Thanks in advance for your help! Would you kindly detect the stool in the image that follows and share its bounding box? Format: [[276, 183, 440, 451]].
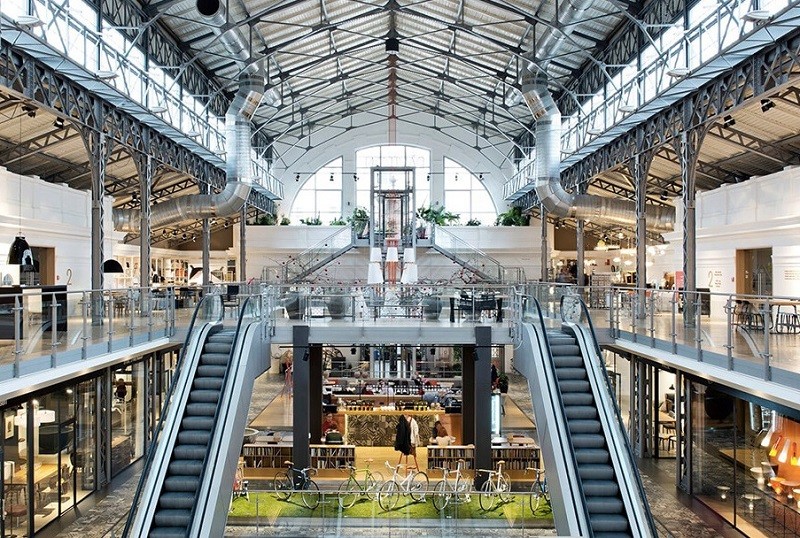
[[716, 485, 730, 500], [743, 493, 760, 511], [7, 503, 26, 528]]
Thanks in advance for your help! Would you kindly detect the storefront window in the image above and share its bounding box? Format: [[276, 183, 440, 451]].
[[3, 404, 28, 538], [75, 379, 95, 503], [111, 361, 146, 476]]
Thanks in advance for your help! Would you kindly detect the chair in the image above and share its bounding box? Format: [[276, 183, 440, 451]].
[[222, 284, 240, 318]]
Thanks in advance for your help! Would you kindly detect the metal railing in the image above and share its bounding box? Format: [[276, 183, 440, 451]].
[[280, 226, 355, 283], [431, 226, 525, 283]]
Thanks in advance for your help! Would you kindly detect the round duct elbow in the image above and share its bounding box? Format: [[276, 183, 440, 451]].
[[196, 0, 225, 25]]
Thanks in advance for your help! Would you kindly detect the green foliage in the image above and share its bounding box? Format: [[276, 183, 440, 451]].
[[347, 207, 370, 223], [495, 206, 529, 226], [465, 218, 481, 226], [329, 217, 347, 225], [300, 216, 323, 225], [279, 216, 291, 225], [497, 373, 509, 393], [255, 213, 277, 225], [416, 203, 460, 226]]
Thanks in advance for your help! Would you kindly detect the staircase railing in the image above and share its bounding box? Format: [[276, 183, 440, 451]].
[[122, 294, 223, 536], [281, 225, 355, 283], [431, 225, 525, 283]]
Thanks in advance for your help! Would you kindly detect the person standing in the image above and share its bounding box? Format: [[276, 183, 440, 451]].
[[394, 415, 411, 464], [407, 414, 420, 469]]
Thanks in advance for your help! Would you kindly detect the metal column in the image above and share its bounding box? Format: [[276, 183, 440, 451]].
[[540, 204, 549, 281], [462, 345, 474, 445], [202, 183, 211, 287], [309, 344, 323, 444], [576, 218, 585, 288], [239, 204, 247, 280], [292, 326, 311, 470], [85, 114, 111, 325], [133, 151, 154, 315], [473, 326, 492, 488], [633, 150, 653, 319]]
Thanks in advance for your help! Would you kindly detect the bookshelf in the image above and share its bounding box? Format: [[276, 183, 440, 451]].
[[426, 444, 540, 476], [492, 445, 541, 472], [427, 445, 475, 471], [241, 443, 355, 478]]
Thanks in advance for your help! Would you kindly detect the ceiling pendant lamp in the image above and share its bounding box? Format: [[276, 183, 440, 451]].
[[769, 435, 784, 458], [761, 412, 778, 448], [7, 235, 32, 266]]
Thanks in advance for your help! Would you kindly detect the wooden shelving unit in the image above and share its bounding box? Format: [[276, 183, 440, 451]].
[[426, 444, 540, 476], [310, 444, 355, 470], [427, 445, 475, 471], [241, 443, 355, 478]]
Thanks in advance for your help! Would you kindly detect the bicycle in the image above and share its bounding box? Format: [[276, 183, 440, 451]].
[[477, 459, 511, 511], [378, 461, 429, 510], [526, 467, 550, 513], [273, 460, 320, 510], [337, 458, 384, 509], [431, 459, 470, 512]]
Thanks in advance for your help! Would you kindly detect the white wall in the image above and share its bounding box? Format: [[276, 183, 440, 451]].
[[0, 168, 115, 290]]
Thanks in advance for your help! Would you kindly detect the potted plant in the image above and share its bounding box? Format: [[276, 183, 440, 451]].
[[465, 218, 481, 226], [279, 216, 291, 225], [300, 215, 322, 225], [347, 207, 370, 238], [416, 203, 460, 238], [253, 213, 277, 225], [497, 373, 509, 393], [326, 288, 348, 319], [495, 206, 529, 226], [329, 216, 347, 225]]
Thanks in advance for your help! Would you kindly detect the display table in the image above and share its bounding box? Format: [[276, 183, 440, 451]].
[[342, 409, 440, 446]]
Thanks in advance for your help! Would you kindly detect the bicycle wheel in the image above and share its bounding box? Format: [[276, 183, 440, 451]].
[[338, 478, 359, 509], [366, 471, 383, 501], [454, 476, 470, 503], [432, 480, 449, 512], [301, 479, 320, 510], [530, 480, 544, 513], [379, 480, 401, 511], [479, 479, 496, 511], [409, 471, 429, 502], [498, 472, 512, 504], [273, 470, 292, 501]]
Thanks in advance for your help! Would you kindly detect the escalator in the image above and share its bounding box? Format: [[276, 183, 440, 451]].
[[518, 296, 655, 537], [150, 326, 234, 536], [124, 295, 269, 537], [548, 327, 631, 536]]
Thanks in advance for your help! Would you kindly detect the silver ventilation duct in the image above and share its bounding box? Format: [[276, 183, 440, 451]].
[[113, 9, 265, 233], [196, 0, 254, 73], [522, 66, 675, 231]]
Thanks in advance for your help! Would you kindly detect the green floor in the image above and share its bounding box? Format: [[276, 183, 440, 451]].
[[228, 491, 554, 523]]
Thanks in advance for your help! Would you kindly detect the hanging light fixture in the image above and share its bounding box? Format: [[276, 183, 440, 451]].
[[7, 112, 35, 274], [400, 248, 418, 284], [102, 259, 125, 273], [769, 435, 784, 457], [761, 411, 778, 448], [779, 436, 792, 463], [367, 247, 383, 284]]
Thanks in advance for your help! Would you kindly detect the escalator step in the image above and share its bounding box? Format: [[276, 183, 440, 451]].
[[575, 448, 610, 464], [553, 355, 584, 368], [559, 380, 591, 393], [163, 476, 200, 493], [562, 393, 595, 406], [149, 528, 190, 538], [578, 464, 615, 481], [572, 434, 607, 449], [198, 353, 230, 366], [565, 406, 597, 420], [168, 460, 204, 476], [159, 492, 197, 510], [182, 416, 214, 430], [189, 389, 221, 403], [586, 497, 625, 514], [177, 430, 211, 445], [583, 480, 620, 497], [551, 345, 581, 356], [196, 364, 228, 377], [193, 377, 223, 391], [153, 509, 192, 528], [203, 342, 232, 354], [208, 333, 235, 343], [173, 444, 208, 460], [185, 403, 218, 416], [569, 420, 602, 434], [592, 533, 631, 538], [556, 368, 588, 380]]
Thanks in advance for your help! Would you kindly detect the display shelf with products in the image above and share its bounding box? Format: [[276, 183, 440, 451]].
[[241, 443, 355, 478], [310, 444, 355, 470]]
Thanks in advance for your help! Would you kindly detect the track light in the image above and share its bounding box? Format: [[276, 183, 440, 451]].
[[723, 115, 736, 127], [353, 174, 358, 181], [53, 117, 65, 129], [21, 104, 36, 117], [295, 173, 300, 182], [330, 173, 334, 182], [454, 174, 458, 181], [478, 173, 484, 181], [660, 190, 669, 201], [426, 174, 430, 181], [182, 233, 187, 240], [761, 99, 775, 112]]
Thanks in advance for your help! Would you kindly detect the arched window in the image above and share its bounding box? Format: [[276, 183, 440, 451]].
[[443, 158, 496, 225], [355, 145, 430, 210], [290, 157, 343, 224]]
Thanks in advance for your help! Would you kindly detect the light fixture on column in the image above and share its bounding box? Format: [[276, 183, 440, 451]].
[[367, 247, 383, 284], [400, 248, 418, 284]]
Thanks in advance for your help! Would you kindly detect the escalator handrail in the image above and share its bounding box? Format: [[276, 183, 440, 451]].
[[562, 294, 658, 536], [188, 296, 256, 532], [122, 294, 222, 537], [526, 295, 594, 536]]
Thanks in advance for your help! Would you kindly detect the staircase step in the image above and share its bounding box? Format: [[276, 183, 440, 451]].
[[196, 364, 228, 377], [572, 434, 607, 449], [575, 448, 610, 464]]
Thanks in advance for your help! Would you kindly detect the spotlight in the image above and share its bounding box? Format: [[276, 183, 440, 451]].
[[353, 174, 358, 181], [660, 190, 669, 201], [224, 220, 230, 228], [454, 174, 458, 181], [478, 173, 484, 181], [21, 104, 36, 117], [53, 117, 65, 129], [171, 230, 177, 236], [426, 174, 430, 181], [295, 173, 300, 182], [330, 173, 334, 182], [182, 233, 187, 240], [761, 99, 775, 112], [723, 114, 736, 127], [350, 347, 356, 355]]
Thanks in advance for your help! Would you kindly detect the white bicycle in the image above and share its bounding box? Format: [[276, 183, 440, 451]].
[[378, 461, 429, 510], [432, 458, 471, 511]]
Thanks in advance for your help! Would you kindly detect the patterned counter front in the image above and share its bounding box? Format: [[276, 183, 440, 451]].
[[343, 410, 438, 446]]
